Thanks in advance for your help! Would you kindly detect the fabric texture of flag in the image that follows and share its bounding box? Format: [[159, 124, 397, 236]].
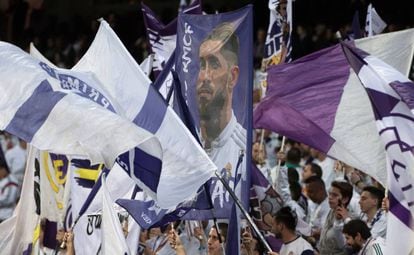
[[342, 42, 414, 255], [101, 174, 131, 255], [141, 0, 202, 97], [365, 3, 387, 37], [254, 29, 414, 186], [174, 5, 253, 219], [0, 145, 41, 254], [262, 0, 293, 68], [0, 42, 161, 171], [30, 20, 216, 209], [225, 203, 240, 255]]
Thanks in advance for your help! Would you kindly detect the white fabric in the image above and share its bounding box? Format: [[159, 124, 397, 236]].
[[0, 41, 161, 169], [328, 28, 414, 186], [313, 157, 335, 191], [359, 237, 386, 255], [344, 41, 414, 255], [365, 4, 387, 37], [309, 198, 329, 233], [102, 175, 131, 255], [139, 54, 154, 77], [66, 20, 216, 208], [204, 113, 246, 209], [0, 145, 40, 254], [279, 235, 314, 255]]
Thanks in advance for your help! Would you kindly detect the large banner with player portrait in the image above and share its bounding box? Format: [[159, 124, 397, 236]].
[[174, 5, 253, 218]]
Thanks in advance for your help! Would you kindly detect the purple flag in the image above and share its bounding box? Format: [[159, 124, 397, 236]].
[[342, 42, 414, 255], [250, 164, 283, 252], [254, 29, 414, 187]]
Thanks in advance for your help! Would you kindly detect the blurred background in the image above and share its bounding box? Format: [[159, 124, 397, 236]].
[[1, 0, 413, 67]]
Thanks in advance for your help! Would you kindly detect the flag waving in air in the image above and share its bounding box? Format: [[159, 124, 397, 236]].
[[342, 42, 414, 255]]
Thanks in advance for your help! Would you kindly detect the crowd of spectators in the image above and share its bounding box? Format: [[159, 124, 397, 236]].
[[0, 1, 413, 254]]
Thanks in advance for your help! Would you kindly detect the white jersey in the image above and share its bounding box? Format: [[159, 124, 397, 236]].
[[309, 198, 329, 232], [361, 209, 387, 239], [202, 113, 247, 211], [280, 235, 314, 255], [359, 237, 386, 255]]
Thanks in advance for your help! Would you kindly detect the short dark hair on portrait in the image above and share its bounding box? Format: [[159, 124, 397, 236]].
[[202, 22, 239, 66]]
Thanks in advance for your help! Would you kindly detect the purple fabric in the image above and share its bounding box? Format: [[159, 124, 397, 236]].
[[132, 86, 167, 134], [365, 88, 400, 120], [341, 42, 368, 74], [5, 80, 65, 142], [390, 81, 414, 110], [250, 164, 283, 252], [255, 44, 350, 153], [389, 191, 413, 228]]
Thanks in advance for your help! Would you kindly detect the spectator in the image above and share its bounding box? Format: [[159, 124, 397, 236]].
[[318, 181, 353, 255], [301, 163, 322, 182], [359, 186, 387, 238], [268, 206, 314, 255], [303, 176, 329, 244], [343, 219, 386, 255]]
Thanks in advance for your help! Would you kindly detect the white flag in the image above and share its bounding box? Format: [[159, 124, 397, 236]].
[[365, 3, 387, 37], [102, 174, 131, 255]]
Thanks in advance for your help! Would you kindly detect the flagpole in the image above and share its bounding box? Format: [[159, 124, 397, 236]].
[[215, 171, 273, 253]]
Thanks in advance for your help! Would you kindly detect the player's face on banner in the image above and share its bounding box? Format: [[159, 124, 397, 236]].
[[197, 39, 232, 121]]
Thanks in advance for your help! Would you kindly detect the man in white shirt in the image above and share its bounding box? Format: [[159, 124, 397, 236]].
[[358, 186, 386, 238], [268, 206, 314, 255], [303, 176, 330, 244], [343, 219, 385, 255]]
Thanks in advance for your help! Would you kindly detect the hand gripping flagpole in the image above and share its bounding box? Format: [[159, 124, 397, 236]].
[[215, 171, 273, 253]]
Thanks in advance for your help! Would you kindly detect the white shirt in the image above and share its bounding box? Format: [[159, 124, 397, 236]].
[[361, 209, 387, 239], [359, 237, 386, 255], [313, 157, 335, 191], [309, 198, 330, 232], [280, 235, 314, 255], [202, 113, 247, 215]]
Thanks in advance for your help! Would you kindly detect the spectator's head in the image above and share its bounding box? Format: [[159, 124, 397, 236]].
[[301, 163, 322, 181], [252, 142, 266, 165], [359, 186, 385, 214], [208, 223, 228, 255], [271, 207, 297, 238], [343, 219, 372, 253], [328, 181, 353, 209], [304, 176, 326, 204]]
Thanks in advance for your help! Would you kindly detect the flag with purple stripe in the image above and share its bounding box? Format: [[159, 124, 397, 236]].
[[254, 29, 414, 187], [342, 42, 414, 255], [31, 20, 217, 209], [141, 0, 202, 98]]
